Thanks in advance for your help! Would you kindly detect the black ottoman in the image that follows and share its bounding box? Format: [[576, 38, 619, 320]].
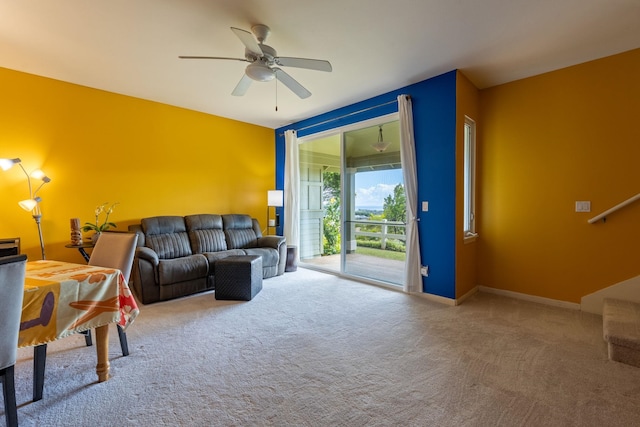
[[215, 255, 262, 301]]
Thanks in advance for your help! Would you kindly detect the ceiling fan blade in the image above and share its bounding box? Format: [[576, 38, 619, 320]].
[[275, 57, 332, 72], [274, 68, 311, 99], [178, 56, 249, 62], [230, 27, 263, 57], [231, 74, 252, 96]]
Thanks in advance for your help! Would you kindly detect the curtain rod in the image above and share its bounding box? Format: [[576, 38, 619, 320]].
[[279, 95, 410, 136]]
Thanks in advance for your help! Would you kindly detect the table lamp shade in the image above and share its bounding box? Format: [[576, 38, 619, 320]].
[[268, 190, 284, 207]]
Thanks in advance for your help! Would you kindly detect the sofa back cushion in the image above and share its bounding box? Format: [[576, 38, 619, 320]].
[[223, 214, 258, 249], [141, 216, 192, 259], [185, 214, 227, 253]]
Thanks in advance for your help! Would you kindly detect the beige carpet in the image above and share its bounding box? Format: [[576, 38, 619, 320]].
[[8, 268, 640, 426]]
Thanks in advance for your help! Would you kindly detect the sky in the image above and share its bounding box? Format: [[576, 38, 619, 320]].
[[354, 169, 403, 209]]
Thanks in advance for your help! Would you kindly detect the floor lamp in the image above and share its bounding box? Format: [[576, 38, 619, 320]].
[[267, 190, 284, 235], [0, 158, 51, 260]]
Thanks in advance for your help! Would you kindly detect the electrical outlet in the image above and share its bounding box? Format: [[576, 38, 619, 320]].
[[420, 266, 429, 276], [575, 201, 591, 212]]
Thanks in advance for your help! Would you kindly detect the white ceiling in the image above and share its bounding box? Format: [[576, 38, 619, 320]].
[[1, 0, 639, 130]]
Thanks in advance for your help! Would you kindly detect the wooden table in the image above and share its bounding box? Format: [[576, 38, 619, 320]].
[[64, 242, 95, 262], [19, 260, 139, 398]]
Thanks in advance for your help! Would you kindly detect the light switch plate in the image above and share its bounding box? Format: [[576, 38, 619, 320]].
[[575, 201, 591, 212], [422, 201, 429, 212]]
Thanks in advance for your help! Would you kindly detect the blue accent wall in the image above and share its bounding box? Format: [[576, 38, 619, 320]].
[[275, 70, 457, 299]]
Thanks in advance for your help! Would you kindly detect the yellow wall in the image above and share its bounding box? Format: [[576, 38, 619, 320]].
[[0, 67, 274, 263], [477, 48, 640, 303], [455, 71, 480, 299]]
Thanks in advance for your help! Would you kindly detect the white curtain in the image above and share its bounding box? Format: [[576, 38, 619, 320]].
[[398, 95, 422, 293], [284, 129, 300, 262]]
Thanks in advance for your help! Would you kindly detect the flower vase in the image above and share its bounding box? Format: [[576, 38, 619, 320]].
[[91, 232, 101, 244]]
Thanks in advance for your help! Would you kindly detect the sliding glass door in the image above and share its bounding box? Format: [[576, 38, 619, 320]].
[[298, 132, 340, 272], [299, 114, 406, 286]]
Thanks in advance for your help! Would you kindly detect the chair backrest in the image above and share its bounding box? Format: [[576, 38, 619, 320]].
[[0, 254, 27, 370], [88, 232, 138, 284]]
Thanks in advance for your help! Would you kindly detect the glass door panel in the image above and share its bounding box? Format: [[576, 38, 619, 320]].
[[298, 134, 340, 273], [343, 122, 405, 285]]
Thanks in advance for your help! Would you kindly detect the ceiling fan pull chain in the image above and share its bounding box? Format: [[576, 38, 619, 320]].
[[275, 77, 278, 111]]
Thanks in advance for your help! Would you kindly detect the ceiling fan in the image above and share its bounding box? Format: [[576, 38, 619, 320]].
[[179, 24, 332, 99]]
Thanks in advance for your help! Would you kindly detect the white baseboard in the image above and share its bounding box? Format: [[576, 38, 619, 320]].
[[416, 292, 456, 306], [456, 286, 479, 305], [478, 286, 581, 310], [413, 286, 478, 306]]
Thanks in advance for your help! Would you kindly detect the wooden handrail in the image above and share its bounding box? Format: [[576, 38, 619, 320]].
[[588, 193, 640, 224]]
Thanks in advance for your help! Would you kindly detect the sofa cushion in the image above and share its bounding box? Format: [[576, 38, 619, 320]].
[[142, 216, 192, 259], [201, 249, 246, 275], [158, 255, 208, 286], [202, 249, 246, 264], [186, 214, 227, 253], [223, 214, 258, 249], [243, 248, 279, 268]]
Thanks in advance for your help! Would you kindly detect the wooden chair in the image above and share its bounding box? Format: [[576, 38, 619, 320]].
[[0, 254, 27, 427]]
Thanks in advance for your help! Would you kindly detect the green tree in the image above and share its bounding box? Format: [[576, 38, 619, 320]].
[[323, 171, 340, 200], [323, 171, 341, 255], [323, 196, 341, 254], [383, 183, 406, 222]]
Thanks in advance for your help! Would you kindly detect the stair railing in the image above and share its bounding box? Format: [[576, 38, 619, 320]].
[[588, 193, 640, 224]]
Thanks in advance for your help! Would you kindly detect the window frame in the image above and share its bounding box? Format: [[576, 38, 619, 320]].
[[463, 116, 477, 241]]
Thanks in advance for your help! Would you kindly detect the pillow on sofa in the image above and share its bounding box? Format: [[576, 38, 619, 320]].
[[185, 214, 228, 253]]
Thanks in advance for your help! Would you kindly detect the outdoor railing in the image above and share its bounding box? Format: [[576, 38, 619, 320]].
[[349, 219, 406, 250]]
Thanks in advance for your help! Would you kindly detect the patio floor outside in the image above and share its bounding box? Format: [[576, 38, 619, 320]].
[[300, 252, 405, 286]]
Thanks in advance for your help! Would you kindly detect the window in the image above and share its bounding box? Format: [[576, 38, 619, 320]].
[[463, 116, 477, 239]]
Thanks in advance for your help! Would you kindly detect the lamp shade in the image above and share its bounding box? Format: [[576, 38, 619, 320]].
[[268, 190, 284, 207], [19, 197, 41, 212], [31, 169, 51, 182], [0, 158, 21, 171], [371, 125, 391, 153]]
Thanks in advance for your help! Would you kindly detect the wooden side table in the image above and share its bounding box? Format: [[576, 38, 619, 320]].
[[64, 242, 95, 262]]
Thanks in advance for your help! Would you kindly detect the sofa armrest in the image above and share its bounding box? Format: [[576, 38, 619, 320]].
[[257, 235, 286, 250], [136, 246, 159, 266], [135, 246, 159, 290], [131, 246, 161, 304], [257, 235, 287, 276]]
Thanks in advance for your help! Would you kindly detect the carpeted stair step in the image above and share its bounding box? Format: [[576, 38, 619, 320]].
[[603, 298, 640, 367]]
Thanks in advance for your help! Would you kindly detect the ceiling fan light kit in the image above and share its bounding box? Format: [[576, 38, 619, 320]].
[[179, 24, 332, 99], [246, 62, 275, 82]]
